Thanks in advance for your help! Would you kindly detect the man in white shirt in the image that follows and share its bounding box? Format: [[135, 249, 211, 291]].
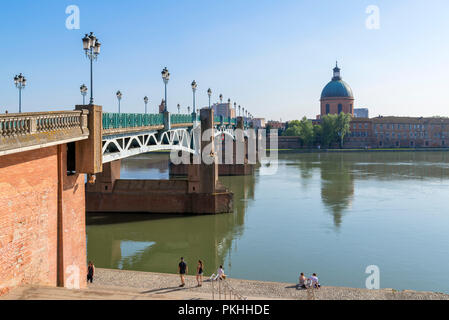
[[308, 273, 320, 289], [217, 265, 226, 280]]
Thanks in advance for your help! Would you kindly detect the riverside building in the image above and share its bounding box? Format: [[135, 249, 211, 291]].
[[316, 63, 449, 148]]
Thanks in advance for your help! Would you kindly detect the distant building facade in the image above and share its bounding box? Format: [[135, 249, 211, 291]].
[[354, 108, 369, 118], [266, 120, 286, 130], [212, 101, 236, 119], [250, 118, 266, 129]]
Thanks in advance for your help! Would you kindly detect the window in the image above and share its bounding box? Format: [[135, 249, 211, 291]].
[[326, 104, 330, 114], [338, 104, 343, 114]]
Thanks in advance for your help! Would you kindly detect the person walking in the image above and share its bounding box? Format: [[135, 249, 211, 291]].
[[196, 260, 204, 287], [87, 261, 95, 283], [178, 257, 188, 287]]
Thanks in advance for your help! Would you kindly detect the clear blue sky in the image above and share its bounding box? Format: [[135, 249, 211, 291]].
[[1, 0, 448, 121]]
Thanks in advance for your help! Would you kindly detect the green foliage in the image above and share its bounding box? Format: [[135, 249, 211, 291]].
[[284, 113, 352, 148]]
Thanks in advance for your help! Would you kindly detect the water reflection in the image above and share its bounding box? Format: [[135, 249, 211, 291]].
[[291, 152, 449, 228], [86, 152, 449, 292], [87, 155, 256, 274]]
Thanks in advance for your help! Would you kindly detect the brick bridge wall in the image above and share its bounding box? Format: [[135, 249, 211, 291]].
[[0, 145, 87, 295]]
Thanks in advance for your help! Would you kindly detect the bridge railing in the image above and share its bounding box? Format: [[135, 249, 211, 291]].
[[102, 112, 239, 133], [1, 111, 87, 137], [170, 114, 194, 125], [103, 113, 164, 130]]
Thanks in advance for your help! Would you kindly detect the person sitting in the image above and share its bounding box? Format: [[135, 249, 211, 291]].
[[298, 272, 307, 289], [308, 273, 320, 289], [217, 265, 226, 280]]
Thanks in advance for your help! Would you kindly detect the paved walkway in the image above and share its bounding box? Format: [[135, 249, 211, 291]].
[[2, 268, 448, 300]]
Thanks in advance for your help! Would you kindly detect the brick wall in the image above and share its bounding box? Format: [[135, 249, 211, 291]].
[[0, 145, 86, 295]]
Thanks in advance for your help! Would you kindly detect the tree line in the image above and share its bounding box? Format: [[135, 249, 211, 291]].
[[281, 113, 352, 148]]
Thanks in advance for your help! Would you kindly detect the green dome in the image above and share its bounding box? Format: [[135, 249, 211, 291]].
[[321, 80, 354, 99], [321, 63, 354, 99]]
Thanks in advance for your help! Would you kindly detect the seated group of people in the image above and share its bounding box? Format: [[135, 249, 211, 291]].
[[298, 273, 320, 289]]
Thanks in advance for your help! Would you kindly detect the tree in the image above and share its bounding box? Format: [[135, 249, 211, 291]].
[[335, 113, 352, 148], [321, 114, 338, 148], [283, 125, 301, 137], [298, 117, 314, 146]]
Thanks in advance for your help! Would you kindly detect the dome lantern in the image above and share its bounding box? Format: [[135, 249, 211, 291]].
[[332, 61, 342, 81]]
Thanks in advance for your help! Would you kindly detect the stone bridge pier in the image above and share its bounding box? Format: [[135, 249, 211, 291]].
[[85, 109, 233, 214], [170, 116, 257, 176]]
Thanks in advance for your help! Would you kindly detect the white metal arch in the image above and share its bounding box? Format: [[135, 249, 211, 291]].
[[102, 128, 197, 163]]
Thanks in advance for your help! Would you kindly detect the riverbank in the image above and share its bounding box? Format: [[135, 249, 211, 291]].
[[86, 268, 448, 300]]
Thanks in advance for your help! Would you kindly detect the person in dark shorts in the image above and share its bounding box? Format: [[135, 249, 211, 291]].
[[87, 261, 95, 283], [196, 260, 204, 287], [178, 257, 188, 287]]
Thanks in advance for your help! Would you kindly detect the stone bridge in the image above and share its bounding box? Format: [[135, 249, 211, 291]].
[[0, 105, 253, 294]]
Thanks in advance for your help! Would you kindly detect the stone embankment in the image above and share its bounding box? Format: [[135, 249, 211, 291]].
[[5, 268, 447, 300]]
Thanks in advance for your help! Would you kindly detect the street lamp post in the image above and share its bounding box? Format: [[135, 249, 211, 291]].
[[144, 96, 149, 114], [82, 32, 101, 105], [116, 91, 122, 114], [219, 94, 223, 103], [80, 84, 88, 105], [191, 80, 197, 114], [188, 106, 191, 114], [207, 88, 212, 109], [161, 67, 170, 112], [177, 104, 180, 114], [14, 73, 26, 113], [238, 105, 241, 116]]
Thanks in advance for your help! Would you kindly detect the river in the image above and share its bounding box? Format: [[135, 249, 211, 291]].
[[86, 151, 449, 293]]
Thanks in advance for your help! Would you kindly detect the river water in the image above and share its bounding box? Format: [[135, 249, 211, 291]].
[[86, 152, 449, 293]]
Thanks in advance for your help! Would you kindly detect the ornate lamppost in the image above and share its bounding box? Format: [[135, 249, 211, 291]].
[[80, 84, 88, 105], [177, 104, 181, 114], [82, 32, 101, 104], [207, 88, 212, 109], [191, 80, 197, 114], [219, 94, 223, 103], [144, 96, 149, 114], [116, 90, 123, 114], [14, 73, 27, 113], [161, 67, 170, 112]]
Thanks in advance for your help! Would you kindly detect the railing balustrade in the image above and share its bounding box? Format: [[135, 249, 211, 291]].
[[1, 111, 87, 138]]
